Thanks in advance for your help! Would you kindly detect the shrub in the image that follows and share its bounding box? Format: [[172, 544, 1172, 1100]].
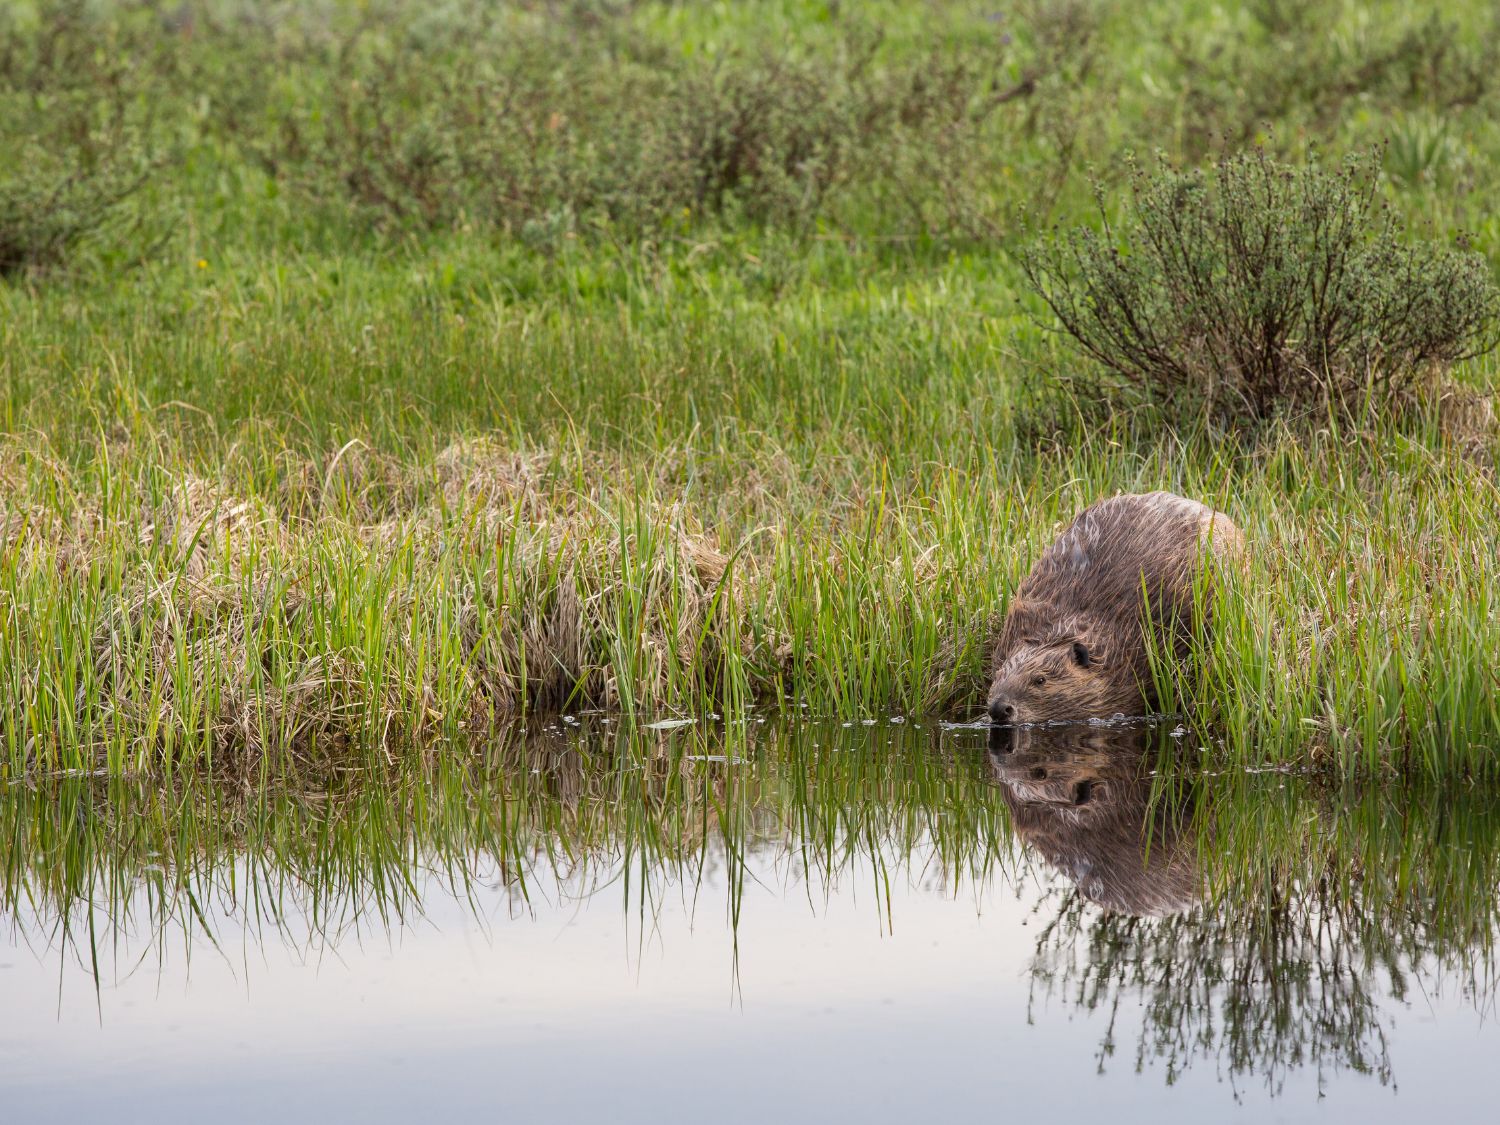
[[0, 1, 1099, 261], [1164, 5, 1500, 160], [1018, 148, 1500, 421], [263, 6, 1095, 241], [0, 2, 156, 276], [0, 139, 152, 277]]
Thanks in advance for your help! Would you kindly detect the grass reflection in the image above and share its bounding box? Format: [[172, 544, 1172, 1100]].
[[1003, 724, 1500, 1096], [3, 717, 1497, 1095]]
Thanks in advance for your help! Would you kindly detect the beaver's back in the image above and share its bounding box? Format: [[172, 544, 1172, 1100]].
[[987, 491, 1242, 724], [1016, 491, 1241, 634]]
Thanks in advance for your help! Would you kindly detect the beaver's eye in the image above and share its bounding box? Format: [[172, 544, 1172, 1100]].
[[1072, 642, 1091, 668], [1031, 674, 1046, 688]]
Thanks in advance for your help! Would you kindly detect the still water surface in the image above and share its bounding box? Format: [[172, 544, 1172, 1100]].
[[3, 718, 1497, 1121]]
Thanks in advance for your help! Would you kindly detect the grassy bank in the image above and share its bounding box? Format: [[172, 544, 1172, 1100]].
[[2, 1, 1499, 777], [5, 412, 1496, 777]]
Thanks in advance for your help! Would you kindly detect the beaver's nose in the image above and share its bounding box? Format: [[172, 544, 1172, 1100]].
[[988, 699, 1017, 724]]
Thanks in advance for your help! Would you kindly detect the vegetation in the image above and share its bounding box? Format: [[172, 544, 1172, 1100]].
[[1021, 148, 1500, 419], [2, 0, 1499, 778]]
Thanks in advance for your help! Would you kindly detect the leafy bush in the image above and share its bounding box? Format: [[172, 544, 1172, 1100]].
[[275, 32, 888, 234], [1164, 4, 1500, 160], [260, 5, 1098, 241], [0, 137, 153, 276], [0, 0, 1108, 274], [0, 2, 156, 276], [1019, 148, 1500, 421]]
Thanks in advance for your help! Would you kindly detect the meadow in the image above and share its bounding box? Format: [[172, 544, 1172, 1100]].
[[3, 0, 1499, 778]]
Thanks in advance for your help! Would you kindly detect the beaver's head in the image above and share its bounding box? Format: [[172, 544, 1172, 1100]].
[[985, 633, 1143, 725]]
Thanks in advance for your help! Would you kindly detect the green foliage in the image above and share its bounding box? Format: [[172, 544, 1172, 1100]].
[[1, 1, 1499, 779], [0, 0, 1109, 257], [0, 1, 157, 274], [3, 416, 1498, 778], [261, 14, 1066, 239], [1163, 4, 1500, 159], [1020, 148, 1500, 420]]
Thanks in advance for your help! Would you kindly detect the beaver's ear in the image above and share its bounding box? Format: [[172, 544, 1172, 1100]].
[[1072, 641, 1093, 668]]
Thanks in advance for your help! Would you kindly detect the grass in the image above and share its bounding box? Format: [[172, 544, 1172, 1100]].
[[1, 0, 1498, 777], [4, 389, 1495, 777]]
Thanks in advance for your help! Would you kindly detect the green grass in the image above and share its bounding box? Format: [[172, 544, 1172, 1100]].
[[2, 0, 1499, 777], [5, 382, 1495, 777]]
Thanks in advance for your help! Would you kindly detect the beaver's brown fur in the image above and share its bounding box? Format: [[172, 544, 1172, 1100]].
[[988, 724, 1200, 917], [986, 491, 1242, 725]]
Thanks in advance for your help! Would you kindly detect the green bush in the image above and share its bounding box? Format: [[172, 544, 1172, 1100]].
[[0, 1, 156, 276], [1164, 4, 1500, 160], [1019, 148, 1500, 421], [0, 138, 152, 277], [268, 24, 1026, 238]]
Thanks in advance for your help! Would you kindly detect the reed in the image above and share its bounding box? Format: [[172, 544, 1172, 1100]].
[[3, 412, 1496, 776]]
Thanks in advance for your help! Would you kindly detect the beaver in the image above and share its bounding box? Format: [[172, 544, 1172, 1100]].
[[988, 724, 1200, 917], [986, 491, 1242, 725]]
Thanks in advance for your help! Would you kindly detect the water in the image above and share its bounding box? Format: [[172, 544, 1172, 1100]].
[[3, 718, 1498, 1121]]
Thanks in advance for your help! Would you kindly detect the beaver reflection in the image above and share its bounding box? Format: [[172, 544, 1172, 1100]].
[[988, 724, 1200, 917]]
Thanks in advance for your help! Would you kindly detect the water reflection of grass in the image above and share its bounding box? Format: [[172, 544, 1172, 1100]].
[[4, 721, 1498, 1093], [1023, 746, 1500, 1096], [1, 720, 1009, 967]]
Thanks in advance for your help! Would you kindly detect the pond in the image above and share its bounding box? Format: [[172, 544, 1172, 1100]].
[[3, 717, 1498, 1121]]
